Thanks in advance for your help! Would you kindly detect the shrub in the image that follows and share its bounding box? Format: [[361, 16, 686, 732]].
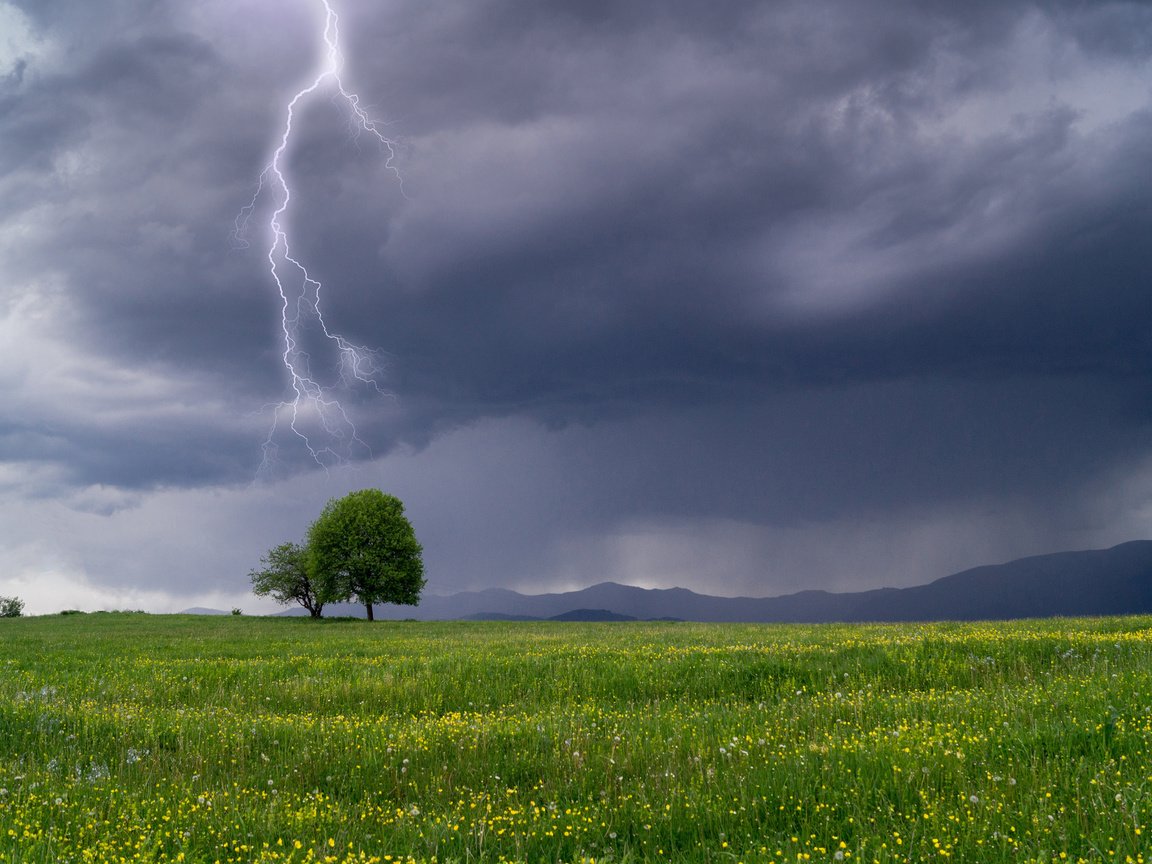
[[0, 596, 25, 618]]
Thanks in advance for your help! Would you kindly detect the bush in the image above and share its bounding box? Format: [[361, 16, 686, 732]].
[[0, 596, 25, 618]]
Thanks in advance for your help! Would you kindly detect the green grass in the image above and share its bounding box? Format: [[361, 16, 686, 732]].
[[1, 613, 1150, 863]]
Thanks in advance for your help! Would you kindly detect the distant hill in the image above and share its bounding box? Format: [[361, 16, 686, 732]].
[[459, 609, 682, 622], [549, 608, 637, 622], [180, 607, 229, 616], [280, 541, 1152, 623]]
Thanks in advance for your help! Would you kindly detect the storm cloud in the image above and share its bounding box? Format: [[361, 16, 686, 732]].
[[3, 0, 1152, 612]]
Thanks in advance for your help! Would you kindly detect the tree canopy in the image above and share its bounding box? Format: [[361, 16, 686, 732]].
[[248, 541, 324, 618], [307, 489, 425, 621]]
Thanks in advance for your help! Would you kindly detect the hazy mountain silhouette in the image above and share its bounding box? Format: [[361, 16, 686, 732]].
[[279, 541, 1152, 622], [548, 608, 638, 622]]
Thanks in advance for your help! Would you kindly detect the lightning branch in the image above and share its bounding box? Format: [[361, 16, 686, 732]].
[[235, 0, 401, 475]]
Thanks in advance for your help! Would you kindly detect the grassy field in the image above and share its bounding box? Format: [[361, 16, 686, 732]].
[[1, 614, 1150, 863]]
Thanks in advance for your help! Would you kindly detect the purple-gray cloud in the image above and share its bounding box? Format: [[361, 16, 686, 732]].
[[2, 0, 1152, 612]]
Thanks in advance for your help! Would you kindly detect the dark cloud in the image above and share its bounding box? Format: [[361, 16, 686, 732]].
[[3, 0, 1152, 607]]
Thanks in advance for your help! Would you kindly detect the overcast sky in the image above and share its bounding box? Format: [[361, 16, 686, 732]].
[[3, 0, 1152, 614]]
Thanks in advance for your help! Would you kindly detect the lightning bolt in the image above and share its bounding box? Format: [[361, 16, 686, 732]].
[[235, 0, 401, 475]]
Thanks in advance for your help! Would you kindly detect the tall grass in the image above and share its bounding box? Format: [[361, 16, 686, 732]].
[[1, 613, 1149, 862]]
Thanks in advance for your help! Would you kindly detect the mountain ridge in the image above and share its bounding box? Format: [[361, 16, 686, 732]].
[[295, 540, 1152, 622]]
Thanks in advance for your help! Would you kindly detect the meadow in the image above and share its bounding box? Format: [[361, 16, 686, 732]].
[[0, 614, 1149, 863]]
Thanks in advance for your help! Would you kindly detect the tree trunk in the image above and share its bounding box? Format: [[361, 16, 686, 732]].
[[365, 602, 374, 621]]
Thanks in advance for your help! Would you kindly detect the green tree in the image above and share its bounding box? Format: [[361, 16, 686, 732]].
[[249, 542, 325, 618], [307, 489, 425, 621], [0, 595, 24, 618]]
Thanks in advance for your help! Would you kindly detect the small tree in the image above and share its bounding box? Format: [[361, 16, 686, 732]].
[[0, 596, 24, 618], [308, 489, 425, 621], [249, 542, 325, 618]]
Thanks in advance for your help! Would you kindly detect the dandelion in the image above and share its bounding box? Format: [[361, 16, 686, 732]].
[[125, 748, 147, 765]]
